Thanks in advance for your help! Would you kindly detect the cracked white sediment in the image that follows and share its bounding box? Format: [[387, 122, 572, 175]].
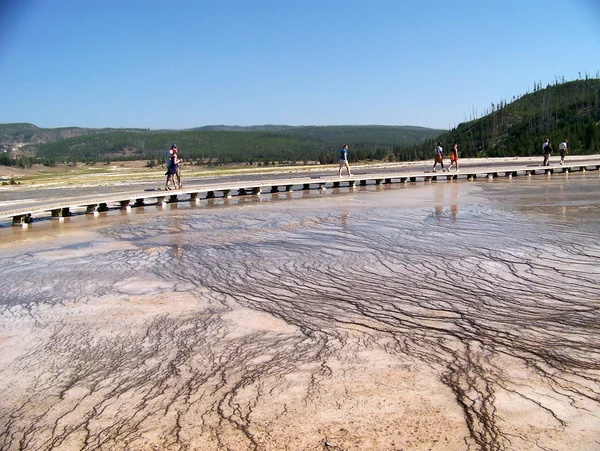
[[1, 176, 599, 451]]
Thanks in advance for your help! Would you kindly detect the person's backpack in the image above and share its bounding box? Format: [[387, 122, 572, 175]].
[[166, 150, 173, 168]]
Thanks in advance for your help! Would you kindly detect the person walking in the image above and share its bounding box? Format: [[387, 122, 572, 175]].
[[338, 144, 353, 177], [559, 139, 568, 165], [448, 143, 459, 171], [166, 143, 177, 167], [165, 147, 183, 190], [432, 142, 446, 172], [542, 139, 552, 166]]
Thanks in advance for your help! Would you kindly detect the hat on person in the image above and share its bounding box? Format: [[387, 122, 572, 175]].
[[172, 144, 177, 149]]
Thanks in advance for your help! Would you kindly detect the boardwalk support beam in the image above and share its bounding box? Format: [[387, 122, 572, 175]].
[[12, 214, 32, 226]]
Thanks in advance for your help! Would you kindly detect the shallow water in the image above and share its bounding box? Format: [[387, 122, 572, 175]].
[[0, 174, 599, 450]]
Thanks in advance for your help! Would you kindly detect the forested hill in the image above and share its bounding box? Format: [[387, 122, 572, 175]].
[[0, 124, 443, 166], [398, 78, 600, 161]]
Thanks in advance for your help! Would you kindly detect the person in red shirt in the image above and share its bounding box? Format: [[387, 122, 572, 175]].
[[448, 143, 459, 171]]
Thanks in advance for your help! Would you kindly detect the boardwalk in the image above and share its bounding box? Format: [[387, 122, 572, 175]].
[[2, 158, 600, 226]]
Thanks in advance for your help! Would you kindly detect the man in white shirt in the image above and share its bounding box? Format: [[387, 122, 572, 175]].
[[432, 142, 446, 172], [558, 140, 568, 165]]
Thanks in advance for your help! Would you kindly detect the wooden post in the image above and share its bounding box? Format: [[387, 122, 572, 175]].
[[189, 192, 200, 203], [12, 214, 32, 226]]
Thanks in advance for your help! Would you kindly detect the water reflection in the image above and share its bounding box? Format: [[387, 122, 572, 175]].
[[339, 212, 350, 234]]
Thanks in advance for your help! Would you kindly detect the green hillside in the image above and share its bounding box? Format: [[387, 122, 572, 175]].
[[399, 78, 600, 160], [36, 129, 322, 165], [1, 124, 443, 166]]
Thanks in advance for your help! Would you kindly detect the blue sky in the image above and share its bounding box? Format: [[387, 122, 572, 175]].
[[0, 0, 599, 130]]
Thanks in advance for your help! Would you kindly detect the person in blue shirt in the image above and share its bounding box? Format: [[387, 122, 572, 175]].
[[166, 143, 177, 166], [165, 147, 183, 190], [338, 144, 353, 177]]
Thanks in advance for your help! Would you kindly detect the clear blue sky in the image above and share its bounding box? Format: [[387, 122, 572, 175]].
[[1, 0, 599, 130]]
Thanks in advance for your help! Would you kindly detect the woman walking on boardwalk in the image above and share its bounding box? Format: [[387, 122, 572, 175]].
[[448, 143, 459, 171], [338, 144, 353, 177]]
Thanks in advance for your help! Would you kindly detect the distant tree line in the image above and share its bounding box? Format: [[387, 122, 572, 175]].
[[0, 153, 57, 168], [21, 128, 439, 167]]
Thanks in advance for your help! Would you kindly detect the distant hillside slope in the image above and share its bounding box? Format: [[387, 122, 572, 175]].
[[0, 123, 92, 155], [1, 124, 444, 165], [400, 78, 600, 161], [0, 123, 147, 152]]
